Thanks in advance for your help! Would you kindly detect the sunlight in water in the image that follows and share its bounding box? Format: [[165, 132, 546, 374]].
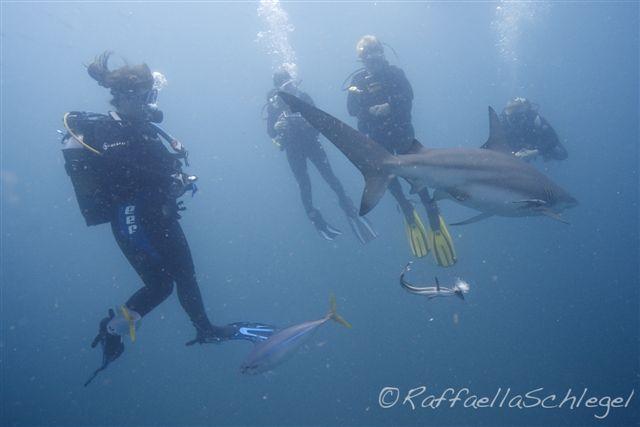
[[492, 1, 550, 63]]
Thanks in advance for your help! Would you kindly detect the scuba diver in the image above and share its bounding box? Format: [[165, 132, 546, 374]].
[[61, 52, 275, 386], [266, 68, 377, 244], [345, 35, 456, 266], [490, 97, 568, 161]]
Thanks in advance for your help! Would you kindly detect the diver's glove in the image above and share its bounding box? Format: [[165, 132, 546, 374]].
[[84, 309, 125, 387], [368, 103, 390, 117]]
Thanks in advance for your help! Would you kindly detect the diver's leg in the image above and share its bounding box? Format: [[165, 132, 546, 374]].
[[111, 202, 174, 317], [156, 218, 217, 335], [159, 217, 275, 344], [286, 146, 314, 214], [388, 178, 414, 221], [307, 141, 356, 216], [287, 145, 341, 239]]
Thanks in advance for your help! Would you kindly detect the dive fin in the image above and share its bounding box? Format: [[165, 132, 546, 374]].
[[404, 209, 429, 258], [121, 306, 136, 343], [435, 277, 441, 292], [481, 106, 511, 153], [427, 217, 457, 267], [329, 295, 352, 329], [424, 200, 457, 267], [226, 322, 276, 343], [347, 214, 378, 244], [450, 212, 494, 226]]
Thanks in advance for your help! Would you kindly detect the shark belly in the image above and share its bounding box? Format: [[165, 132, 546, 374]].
[[449, 183, 536, 217]]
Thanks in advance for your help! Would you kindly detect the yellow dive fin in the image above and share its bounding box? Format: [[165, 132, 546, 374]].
[[404, 209, 429, 258], [427, 214, 457, 267], [329, 294, 352, 329], [121, 306, 136, 342]]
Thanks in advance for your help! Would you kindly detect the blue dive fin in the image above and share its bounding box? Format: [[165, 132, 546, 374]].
[[226, 322, 276, 343]]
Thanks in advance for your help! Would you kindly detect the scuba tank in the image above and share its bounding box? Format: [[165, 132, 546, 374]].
[[61, 111, 194, 226], [61, 112, 112, 226]]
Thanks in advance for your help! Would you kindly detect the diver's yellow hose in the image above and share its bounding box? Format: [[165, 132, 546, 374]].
[[63, 112, 102, 155]]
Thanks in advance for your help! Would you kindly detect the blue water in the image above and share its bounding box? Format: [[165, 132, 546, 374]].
[[1, 2, 638, 426]]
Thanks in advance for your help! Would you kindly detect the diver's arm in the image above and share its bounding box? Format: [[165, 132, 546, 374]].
[[266, 99, 279, 139], [387, 67, 414, 119], [347, 73, 365, 117], [539, 119, 568, 160]]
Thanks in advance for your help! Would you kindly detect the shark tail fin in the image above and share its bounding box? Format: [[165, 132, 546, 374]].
[[481, 106, 511, 153], [361, 173, 392, 216], [329, 294, 352, 329], [277, 90, 395, 215]]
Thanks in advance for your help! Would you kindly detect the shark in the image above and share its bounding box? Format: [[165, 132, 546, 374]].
[[277, 91, 577, 226]]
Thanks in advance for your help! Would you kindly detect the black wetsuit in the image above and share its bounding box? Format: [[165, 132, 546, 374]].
[[346, 63, 421, 218], [499, 109, 568, 161], [71, 115, 213, 335], [267, 88, 355, 216], [347, 63, 415, 154]]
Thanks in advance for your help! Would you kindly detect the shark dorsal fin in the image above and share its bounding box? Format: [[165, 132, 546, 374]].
[[481, 106, 511, 153]]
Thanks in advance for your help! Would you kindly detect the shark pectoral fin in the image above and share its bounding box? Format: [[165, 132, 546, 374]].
[[540, 209, 570, 224], [360, 173, 392, 215], [450, 212, 493, 226], [481, 106, 511, 153]]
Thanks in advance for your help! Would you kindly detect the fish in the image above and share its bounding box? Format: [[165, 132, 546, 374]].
[[400, 262, 469, 300], [277, 91, 577, 226], [240, 295, 351, 375]]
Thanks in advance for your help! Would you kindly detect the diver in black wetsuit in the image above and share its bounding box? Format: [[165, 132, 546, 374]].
[[62, 52, 274, 386], [497, 97, 568, 161], [346, 35, 456, 267], [266, 68, 377, 244]]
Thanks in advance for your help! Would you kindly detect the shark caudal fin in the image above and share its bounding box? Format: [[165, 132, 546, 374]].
[[277, 91, 394, 215], [481, 106, 511, 154], [328, 294, 352, 329]]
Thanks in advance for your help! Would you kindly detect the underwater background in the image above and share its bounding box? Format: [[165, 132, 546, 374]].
[[1, 1, 638, 426]]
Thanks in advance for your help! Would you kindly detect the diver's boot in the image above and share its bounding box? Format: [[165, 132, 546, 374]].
[[308, 209, 342, 241], [423, 197, 457, 267], [340, 198, 377, 244]]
